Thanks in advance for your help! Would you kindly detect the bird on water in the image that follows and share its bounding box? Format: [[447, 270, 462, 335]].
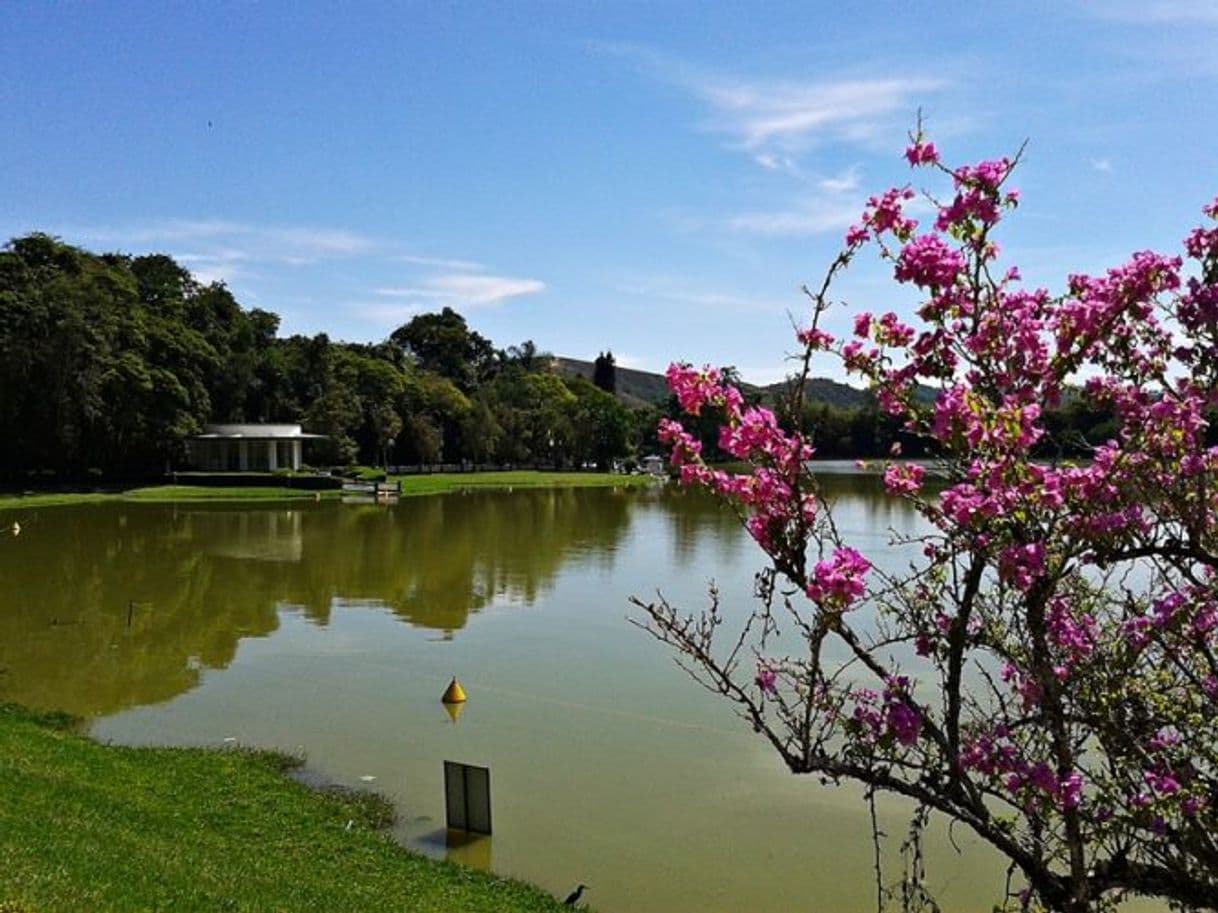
[[563, 884, 588, 906]]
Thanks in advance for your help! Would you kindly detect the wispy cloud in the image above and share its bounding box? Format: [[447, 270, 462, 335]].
[[54, 220, 501, 297], [817, 165, 862, 194], [394, 253, 486, 272], [1090, 158, 1114, 173], [355, 301, 429, 325], [369, 273, 546, 317], [604, 46, 944, 242], [700, 75, 944, 155], [72, 219, 379, 259], [726, 197, 860, 237], [603, 44, 947, 166], [617, 277, 792, 314], [725, 164, 865, 237]]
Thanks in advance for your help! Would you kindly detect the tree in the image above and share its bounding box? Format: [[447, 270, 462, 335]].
[[0, 235, 215, 476], [567, 377, 630, 470], [354, 358, 405, 469], [635, 135, 1218, 912], [592, 350, 617, 394], [0, 243, 653, 478], [389, 307, 495, 390]]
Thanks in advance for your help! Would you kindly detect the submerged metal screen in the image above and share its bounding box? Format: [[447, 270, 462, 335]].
[[444, 761, 492, 834]]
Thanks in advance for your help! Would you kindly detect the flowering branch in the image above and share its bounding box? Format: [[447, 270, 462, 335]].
[[634, 133, 1218, 912]]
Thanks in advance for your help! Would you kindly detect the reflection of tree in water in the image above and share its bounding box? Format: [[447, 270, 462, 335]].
[[662, 471, 924, 567], [662, 487, 742, 567], [0, 490, 635, 717], [284, 488, 635, 632], [0, 505, 284, 717], [817, 471, 901, 519]]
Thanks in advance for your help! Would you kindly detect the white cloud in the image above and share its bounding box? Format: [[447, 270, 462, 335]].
[[817, 165, 862, 194], [726, 199, 860, 237], [356, 301, 428, 324], [394, 253, 486, 272], [602, 44, 947, 167], [617, 277, 791, 313], [187, 265, 244, 286], [697, 74, 945, 157], [1090, 158, 1114, 173], [268, 226, 376, 256], [71, 220, 378, 259], [372, 273, 546, 310], [54, 220, 498, 294]]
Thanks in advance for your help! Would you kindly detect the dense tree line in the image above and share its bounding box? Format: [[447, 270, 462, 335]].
[[0, 235, 639, 479], [0, 234, 1144, 481], [661, 373, 1142, 464]]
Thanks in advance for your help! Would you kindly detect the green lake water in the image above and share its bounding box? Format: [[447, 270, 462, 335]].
[[1, 475, 1011, 912]]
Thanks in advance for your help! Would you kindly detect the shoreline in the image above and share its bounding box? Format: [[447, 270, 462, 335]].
[[0, 471, 657, 512], [0, 703, 574, 912]]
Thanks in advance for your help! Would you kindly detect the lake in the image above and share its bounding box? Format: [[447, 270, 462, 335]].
[[0, 475, 1009, 912]]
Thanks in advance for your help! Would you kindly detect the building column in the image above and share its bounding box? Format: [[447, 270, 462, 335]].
[[292, 440, 302, 470], [238, 440, 249, 471], [267, 440, 278, 471]]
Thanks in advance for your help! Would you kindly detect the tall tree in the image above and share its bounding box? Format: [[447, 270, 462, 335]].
[[592, 350, 617, 394], [389, 307, 495, 390]]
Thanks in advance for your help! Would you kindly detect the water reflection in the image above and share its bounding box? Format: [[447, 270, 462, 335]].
[[1, 480, 1027, 913], [0, 488, 636, 716], [0, 478, 923, 719]]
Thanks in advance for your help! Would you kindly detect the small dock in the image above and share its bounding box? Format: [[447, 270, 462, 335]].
[[340, 479, 402, 500]]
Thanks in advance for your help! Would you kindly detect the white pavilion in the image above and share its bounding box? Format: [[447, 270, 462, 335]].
[[186, 424, 325, 472]]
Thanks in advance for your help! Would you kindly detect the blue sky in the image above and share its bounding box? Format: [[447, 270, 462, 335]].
[[3, 1, 1217, 382]]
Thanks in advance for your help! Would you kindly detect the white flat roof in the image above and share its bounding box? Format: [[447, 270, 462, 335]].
[[192, 423, 326, 440]]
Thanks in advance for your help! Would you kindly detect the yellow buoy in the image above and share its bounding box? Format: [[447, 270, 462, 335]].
[[441, 676, 467, 705]]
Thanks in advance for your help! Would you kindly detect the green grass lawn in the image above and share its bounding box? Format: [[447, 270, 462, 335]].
[[0, 472, 656, 512], [0, 704, 575, 913], [123, 485, 343, 502], [0, 487, 339, 511]]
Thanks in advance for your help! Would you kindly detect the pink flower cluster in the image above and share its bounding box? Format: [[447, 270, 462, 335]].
[[861, 187, 917, 240], [660, 362, 814, 551], [796, 326, 835, 350], [850, 677, 922, 748], [894, 234, 964, 290], [904, 139, 939, 167], [935, 158, 1014, 231], [998, 542, 1046, 592], [960, 726, 1085, 811], [882, 462, 924, 497], [805, 547, 871, 611], [755, 662, 778, 697], [664, 363, 743, 416]]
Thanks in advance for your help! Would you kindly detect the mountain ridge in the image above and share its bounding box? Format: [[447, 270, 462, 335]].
[[551, 357, 871, 409]]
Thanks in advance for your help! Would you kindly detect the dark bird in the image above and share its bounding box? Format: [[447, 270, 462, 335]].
[[563, 884, 588, 906]]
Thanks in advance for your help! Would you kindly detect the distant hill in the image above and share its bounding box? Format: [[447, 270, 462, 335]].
[[756, 377, 870, 409], [761, 376, 938, 408], [551, 357, 872, 409], [551, 357, 672, 408]]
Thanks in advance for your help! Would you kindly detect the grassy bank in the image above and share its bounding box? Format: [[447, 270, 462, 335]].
[[0, 486, 342, 511], [0, 704, 573, 913], [393, 470, 656, 496], [0, 472, 655, 512]]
